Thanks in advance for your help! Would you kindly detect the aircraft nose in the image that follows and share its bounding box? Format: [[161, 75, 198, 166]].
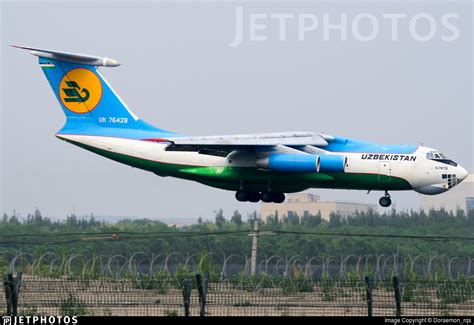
[[458, 165, 468, 182]]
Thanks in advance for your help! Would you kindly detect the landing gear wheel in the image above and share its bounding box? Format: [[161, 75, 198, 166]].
[[261, 192, 273, 203], [272, 193, 285, 204], [248, 192, 261, 203], [379, 196, 392, 207], [235, 190, 249, 202]]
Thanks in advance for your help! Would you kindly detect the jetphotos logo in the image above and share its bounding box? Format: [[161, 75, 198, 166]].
[[59, 68, 102, 114], [1, 316, 78, 325], [229, 6, 460, 47]]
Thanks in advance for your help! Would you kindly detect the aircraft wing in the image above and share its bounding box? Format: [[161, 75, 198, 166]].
[[161, 132, 333, 157], [167, 131, 330, 146]]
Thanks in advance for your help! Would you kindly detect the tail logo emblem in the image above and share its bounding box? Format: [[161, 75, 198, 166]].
[[62, 81, 90, 102], [59, 68, 102, 114]]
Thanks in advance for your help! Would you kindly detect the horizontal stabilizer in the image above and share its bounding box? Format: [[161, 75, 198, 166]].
[[11, 45, 120, 67]]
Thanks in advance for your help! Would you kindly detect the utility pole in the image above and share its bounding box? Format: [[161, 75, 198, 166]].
[[249, 219, 275, 276], [250, 220, 258, 276]]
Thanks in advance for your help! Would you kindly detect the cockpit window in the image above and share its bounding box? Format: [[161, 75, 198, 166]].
[[426, 151, 457, 166]]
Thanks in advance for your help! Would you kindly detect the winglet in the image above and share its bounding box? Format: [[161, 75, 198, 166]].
[[11, 45, 120, 67]]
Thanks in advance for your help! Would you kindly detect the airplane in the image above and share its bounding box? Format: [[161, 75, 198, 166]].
[[14, 45, 469, 207]]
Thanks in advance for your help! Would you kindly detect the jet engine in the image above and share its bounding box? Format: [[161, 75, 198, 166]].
[[257, 153, 346, 173], [257, 154, 320, 172], [319, 154, 347, 173]]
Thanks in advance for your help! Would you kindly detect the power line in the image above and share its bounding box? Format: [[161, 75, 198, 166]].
[[0, 229, 473, 245], [0, 230, 249, 238], [273, 230, 474, 241]]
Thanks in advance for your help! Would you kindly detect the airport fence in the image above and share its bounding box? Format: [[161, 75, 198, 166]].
[[2, 252, 474, 316], [3, 252, 473, 280], [3, 273, 474, 316]]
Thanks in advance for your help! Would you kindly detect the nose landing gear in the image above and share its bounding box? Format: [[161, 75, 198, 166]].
[[379, 191, 392, 207]]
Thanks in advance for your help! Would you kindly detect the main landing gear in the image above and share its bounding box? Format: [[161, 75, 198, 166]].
[[235, 190, 285, 203], [379, 191, 392, 207]]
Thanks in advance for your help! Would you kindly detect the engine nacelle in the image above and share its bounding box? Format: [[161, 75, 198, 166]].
[[257, 154, 320, 173], [319, 154, 347, 173]]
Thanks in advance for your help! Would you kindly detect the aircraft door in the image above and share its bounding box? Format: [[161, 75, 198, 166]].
[[379, 161, 392, 182]]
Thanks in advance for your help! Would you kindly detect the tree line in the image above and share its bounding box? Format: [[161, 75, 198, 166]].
[[0, 207, 473, 259]]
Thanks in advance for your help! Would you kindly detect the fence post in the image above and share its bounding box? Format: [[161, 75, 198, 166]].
[[3, 274, 13, 316], [365, 276, 373, 317], [3, 272, 22, 316], [196, 273, 207, 317], [393, 276, 401, 317], [13, 272, 22, 316], [182, 278, 192, 317]]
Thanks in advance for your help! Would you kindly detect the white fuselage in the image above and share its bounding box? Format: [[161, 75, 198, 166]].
[[57, 134, 468, 195]]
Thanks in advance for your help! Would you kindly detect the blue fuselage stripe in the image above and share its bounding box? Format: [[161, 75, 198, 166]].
[[323, 137, 417, 154]]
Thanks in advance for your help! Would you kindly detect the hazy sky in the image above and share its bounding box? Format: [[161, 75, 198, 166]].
[[1, 1, 472, 221]]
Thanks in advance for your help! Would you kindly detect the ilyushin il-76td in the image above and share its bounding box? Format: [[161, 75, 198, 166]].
[[14, 46, 468, 207]]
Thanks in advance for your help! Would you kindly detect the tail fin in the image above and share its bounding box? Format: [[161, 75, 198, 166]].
[[13, 45, 175, 139]]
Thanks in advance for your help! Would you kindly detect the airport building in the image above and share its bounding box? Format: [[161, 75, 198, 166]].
[[261, 192, 377, 221], [420, 174, 474, 213]]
